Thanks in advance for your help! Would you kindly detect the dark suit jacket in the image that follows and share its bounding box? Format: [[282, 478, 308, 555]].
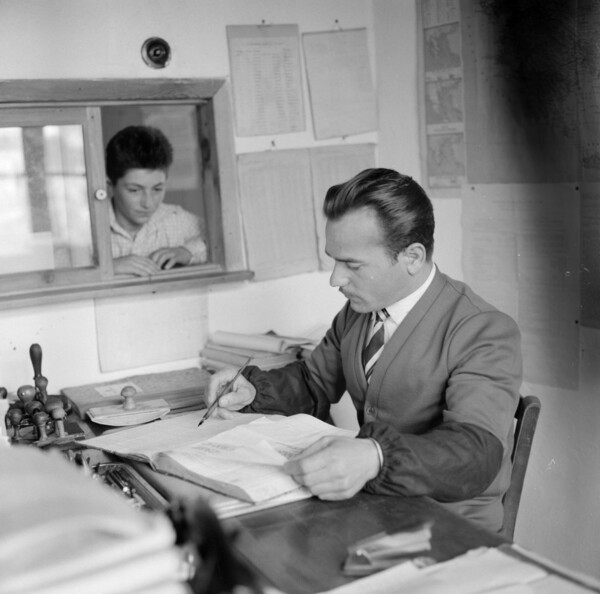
[[244, 268, 522, 531]]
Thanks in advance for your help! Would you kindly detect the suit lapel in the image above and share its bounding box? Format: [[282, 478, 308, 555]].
[[368, 269, 447, 391]]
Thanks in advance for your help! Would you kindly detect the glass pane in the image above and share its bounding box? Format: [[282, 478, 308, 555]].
[[0, 124, 94, 273], [101, 104, 208, 241]]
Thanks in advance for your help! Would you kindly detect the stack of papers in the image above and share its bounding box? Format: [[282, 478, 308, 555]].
[[201, 330, 315, 371], [322, 547, 546, 594], [0, 446, 184, 594], [320, 546, 600, 594]]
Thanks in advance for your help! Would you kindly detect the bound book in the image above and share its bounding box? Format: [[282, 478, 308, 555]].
[[81, 412, 356, 505], [201, 330, 317, 372], [201, 342, 298, 371], [210, 330, 315, 354]]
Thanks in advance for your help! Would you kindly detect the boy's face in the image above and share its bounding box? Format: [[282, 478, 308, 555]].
[[109, 168, 167, 234]]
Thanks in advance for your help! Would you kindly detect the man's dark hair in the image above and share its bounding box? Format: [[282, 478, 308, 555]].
[[105, 125, 173, 184], [323, 168, 435, 259]]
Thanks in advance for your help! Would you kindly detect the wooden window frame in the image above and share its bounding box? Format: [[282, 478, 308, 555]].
[[0, 78, 251, 309]]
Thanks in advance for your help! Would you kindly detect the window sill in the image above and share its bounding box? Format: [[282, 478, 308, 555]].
[[0, 267, 254, 310]]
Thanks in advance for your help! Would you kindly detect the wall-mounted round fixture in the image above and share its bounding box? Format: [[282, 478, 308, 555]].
[[141, 37, 171, 69]]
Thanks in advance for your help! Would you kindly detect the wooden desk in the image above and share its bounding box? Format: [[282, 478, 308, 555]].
[[70, 413, 508, 592], [225, 493, 507, 594]]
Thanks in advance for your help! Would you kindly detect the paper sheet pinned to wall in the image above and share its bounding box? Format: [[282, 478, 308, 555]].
[[462, 184, 580, 390], [237, 145, 376, 278], [227, 24, 305, 137], [302, 28, 377, 140], [580, 182, 600, 328], [309, 144, 376, 269], [237, 149, 319, 280], [94, 290, 208, 372]]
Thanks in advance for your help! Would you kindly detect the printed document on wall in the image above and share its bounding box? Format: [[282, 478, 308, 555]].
[[462, 184, 580, 390], [95, 290, 208, 371], [580, 183, 600, 328], [227, 24, 305, 136], [237, 150, 318, 280], [302, 29, 377, 140], [309, 144, 376, 270]]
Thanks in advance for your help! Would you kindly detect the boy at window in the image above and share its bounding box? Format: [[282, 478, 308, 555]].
[[105, 125, 207, 276]]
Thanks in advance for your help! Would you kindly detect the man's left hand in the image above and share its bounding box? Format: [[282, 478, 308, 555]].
[[283, 436, 380, 500], [150, 247, 192, 270]]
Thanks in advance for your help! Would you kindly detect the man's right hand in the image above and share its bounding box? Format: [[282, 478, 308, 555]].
[[113, 255, 162, 276], [206, 367, 257, 419]]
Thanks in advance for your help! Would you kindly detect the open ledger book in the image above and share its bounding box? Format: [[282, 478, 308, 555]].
[[82, 412, 357, 510]]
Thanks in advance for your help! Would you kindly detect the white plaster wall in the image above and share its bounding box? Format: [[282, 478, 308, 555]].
[[516, 329, 600, 577]]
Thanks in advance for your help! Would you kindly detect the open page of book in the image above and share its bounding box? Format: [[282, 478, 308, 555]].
[[81, 411, 266, 463], [83, 412, 357, 505], [159, 414, 356, 503], [132, 460, 312, 519]]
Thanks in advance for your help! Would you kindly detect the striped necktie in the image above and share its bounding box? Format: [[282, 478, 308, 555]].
[[362, 309, 389, 382]]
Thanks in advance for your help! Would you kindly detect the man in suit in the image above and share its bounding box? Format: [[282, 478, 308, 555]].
[[206, 168, 522, 532]]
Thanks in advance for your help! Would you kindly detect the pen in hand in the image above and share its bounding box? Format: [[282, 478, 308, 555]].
[[198, 357, 253, 427]]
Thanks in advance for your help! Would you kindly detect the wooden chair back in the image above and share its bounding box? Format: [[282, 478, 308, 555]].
[[501, 394, 541, 540]]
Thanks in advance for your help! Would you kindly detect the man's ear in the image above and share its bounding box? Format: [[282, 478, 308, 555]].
[[106, 179, 113, 197], [400, 243, 427, 274]]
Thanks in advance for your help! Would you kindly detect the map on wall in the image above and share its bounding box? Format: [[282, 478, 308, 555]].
[[421, 2, 466, 188]]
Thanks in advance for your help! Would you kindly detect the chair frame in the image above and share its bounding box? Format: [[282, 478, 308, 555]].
[[500, 394, 541, 540]]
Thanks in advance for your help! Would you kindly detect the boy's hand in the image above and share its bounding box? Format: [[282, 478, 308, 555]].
[[113, 255, 162, 276], [150, 247, 192, 270]]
